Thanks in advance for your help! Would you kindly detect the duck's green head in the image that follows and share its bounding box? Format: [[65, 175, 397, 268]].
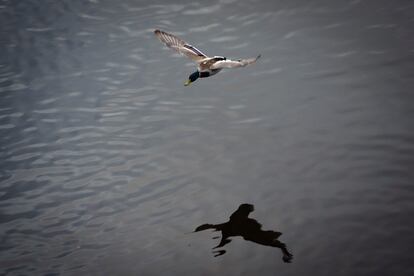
[[184, 71, 199, 86]]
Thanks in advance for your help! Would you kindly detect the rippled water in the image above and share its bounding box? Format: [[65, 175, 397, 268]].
[[1, 0, 414, 275]]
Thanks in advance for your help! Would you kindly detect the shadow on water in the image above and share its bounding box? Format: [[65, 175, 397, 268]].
[[194, 204, 293, 263]]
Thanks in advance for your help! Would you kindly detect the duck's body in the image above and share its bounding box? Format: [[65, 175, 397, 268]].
[[154, 29, 260, 86], [198, 56, 224, 76]]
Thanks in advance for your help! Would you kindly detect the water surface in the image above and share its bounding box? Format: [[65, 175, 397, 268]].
[[1, 0, 414, 275]]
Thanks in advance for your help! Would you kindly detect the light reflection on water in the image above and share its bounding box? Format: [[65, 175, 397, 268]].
[[1, 0, 414, 275]]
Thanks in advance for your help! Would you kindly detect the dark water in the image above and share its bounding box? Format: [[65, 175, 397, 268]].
[[1, 0, 414, 275]]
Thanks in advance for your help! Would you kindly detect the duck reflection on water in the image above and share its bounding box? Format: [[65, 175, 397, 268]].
[[194, 203, 293, 263]]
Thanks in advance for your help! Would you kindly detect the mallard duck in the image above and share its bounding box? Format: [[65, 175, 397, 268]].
[[154, 29, 261, 86]]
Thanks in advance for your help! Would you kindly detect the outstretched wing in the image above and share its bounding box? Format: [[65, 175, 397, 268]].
[[210, 55, 261, 69], [154, 29, 208, 62]]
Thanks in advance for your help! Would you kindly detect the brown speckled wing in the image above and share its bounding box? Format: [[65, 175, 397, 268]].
[[154, 29, 207, 62]]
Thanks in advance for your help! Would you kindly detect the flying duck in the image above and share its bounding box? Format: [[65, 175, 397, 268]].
[[154, 29, 261, 86]]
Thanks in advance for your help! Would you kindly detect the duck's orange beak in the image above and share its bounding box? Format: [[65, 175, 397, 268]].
[[184, 79, 191, 86]]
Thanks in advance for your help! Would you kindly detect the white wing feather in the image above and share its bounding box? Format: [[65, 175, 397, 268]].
[[210, 55, 261, 69]]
